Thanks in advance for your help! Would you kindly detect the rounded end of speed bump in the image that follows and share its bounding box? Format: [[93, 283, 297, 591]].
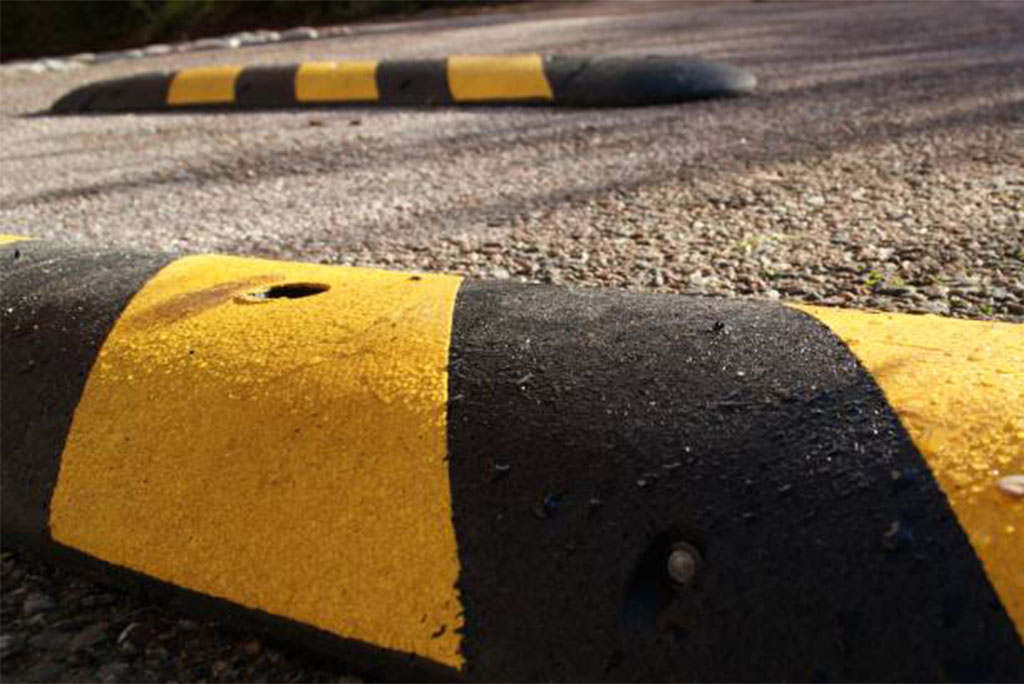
[[1, 236, 1021, 682], [543, 55, 757, 106]]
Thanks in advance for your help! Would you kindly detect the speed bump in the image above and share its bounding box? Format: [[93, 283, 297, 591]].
[[49, 54, 756, 113], [1, 237, 1021, 681]]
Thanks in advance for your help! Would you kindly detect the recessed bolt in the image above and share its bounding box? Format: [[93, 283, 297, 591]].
[[667, 542, 701, 585]]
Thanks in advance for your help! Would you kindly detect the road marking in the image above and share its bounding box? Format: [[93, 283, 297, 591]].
[[794, 304, 1024, 637], [447, 54, 553, 101], [167, 66, 243, 105], [295, 61, 380, 102], [0, 234, 30, 244], [50, 254, 466, 668]]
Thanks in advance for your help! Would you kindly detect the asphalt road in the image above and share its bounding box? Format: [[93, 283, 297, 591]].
[[1, 1, 1020, 263], [1, 1, 1022, 681]]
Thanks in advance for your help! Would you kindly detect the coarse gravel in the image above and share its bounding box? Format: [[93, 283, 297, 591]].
[[1, 0, 1023, 682]]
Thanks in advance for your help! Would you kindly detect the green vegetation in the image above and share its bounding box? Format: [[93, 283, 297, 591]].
[[864, 270, 884, 288], [1, 1, 503, 61]]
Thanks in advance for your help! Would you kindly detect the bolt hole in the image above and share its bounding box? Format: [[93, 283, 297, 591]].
[[620, 529, 706, 635], [239, 282, 330, 302]]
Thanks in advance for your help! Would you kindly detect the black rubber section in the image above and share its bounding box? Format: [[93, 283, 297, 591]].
[[0, 241, 173, 545], [446, 280, 1024, 682], [235, 64, 300, 108], [544, 55, 756, 106], [376, 59, 453, 105], [50, 72, 173, 113]]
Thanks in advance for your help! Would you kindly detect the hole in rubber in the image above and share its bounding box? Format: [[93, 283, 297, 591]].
[[620, 529, 706, 636], [236, 282, 330, 303]]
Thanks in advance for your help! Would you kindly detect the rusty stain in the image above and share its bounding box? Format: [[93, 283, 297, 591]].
[[121, 275, 282, 331]]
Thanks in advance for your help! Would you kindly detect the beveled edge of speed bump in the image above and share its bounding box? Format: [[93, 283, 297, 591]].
[[49, 54, 756, 113]]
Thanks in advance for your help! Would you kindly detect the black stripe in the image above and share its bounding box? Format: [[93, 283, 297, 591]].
[[50, 72, 173, 113], [235, 65, 299, 108], [446, 280, 1024, 681], [0, 242, 173, 546], [376, 59, 452, 105]]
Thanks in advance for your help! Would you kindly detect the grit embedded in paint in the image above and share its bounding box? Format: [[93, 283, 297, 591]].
[[167, 66, 243, 104], [446, 54, 553, 101], [295, 61, 379, 101], [49, 254, 466, 668]]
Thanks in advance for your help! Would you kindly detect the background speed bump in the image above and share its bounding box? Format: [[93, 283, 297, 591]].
[[1, 237, 1021, 681], [49, 54, 757, 113]]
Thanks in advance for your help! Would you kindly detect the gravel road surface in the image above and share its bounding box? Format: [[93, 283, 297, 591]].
[[2, 0, 1022, 681]]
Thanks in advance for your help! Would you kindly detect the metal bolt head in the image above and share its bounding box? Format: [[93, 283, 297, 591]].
[[667, 542, 701, 585]]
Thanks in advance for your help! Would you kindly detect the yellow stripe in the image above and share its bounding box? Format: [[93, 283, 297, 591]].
[[167, 66, 243, 105], [295, 61, 379, 102], [447, 54, 553, 102], [793, 305, 1024, 637], [0, 234, 31, 244], [50, 255, 466, 668]]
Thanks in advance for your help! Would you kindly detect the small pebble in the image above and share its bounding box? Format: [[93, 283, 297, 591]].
[[69, 621, 109, 652], [22, 592, 55, 616]]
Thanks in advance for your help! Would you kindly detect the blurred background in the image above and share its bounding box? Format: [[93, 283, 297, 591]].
[[0, 0, 508, 61]]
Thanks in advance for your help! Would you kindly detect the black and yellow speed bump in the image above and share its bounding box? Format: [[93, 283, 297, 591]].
[[2, 235, 1021, 681], [49, 54, 756, 113]]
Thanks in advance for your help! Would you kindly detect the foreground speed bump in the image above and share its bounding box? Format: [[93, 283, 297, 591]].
[[2, 238, 1021, 681], [49, 54, 756, 113]]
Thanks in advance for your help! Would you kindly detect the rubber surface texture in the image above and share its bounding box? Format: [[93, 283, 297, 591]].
[[447, 281, 1023, 682], [1, 241, 173, 543]]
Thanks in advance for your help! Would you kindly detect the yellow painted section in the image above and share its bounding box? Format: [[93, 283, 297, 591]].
[[50, 255, 466, 668], [167, 66, 243, 105], [793, 305, 1024, 637], [295, 61, 379, 102], [0, 234, 31, 244], [447, 54, 553, 102]]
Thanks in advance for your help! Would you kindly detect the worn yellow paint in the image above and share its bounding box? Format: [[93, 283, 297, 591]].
[[447, 54, 553, 102], [0, 234, 31, 244], [295, 61, 379, 102], [167, 66, 243, 105], [50, 255, 466, 668], [793, 305, 1024, 637]]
